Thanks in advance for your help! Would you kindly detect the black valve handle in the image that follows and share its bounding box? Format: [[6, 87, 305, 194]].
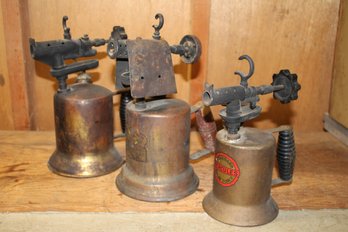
[[277, 128, 296, 181], [272, 70, 301, 104]]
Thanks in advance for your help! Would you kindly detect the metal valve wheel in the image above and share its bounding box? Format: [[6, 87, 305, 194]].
[[107, 26, 127, 59], [107, 39, 118, 59], [179, 35, 202, 64], [272, 70, 301, 104]]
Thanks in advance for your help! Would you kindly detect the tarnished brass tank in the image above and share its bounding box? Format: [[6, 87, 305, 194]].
[[49, 82, 123, 177], [29, 16, 124, 178], [109, 13, 205, 201], [201, 56, 299, 226], [116, 98, 199, 201], [203, 127, 278, 226]]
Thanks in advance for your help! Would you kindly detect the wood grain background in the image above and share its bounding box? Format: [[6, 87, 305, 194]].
[[330, 0, 348, 128], [0, 130, 347, 212], [0, 0, 342, 132]]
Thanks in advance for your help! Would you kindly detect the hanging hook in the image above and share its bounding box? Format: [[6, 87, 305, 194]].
[[62, 16, 71, 40], [234, 55, 254, 88], [152, 13, 164, 40]]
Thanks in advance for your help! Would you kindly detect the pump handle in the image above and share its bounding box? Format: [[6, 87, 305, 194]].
[[269, 126, 296, 186], [277, 128, 296, 181]]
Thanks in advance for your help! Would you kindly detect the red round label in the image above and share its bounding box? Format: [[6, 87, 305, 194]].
[[214, 152, 240, 187]]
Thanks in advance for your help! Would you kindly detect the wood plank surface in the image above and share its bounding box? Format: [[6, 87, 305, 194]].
[[324, 113, 348, 146], [1, 0, 31, 130], [206, 0, 340, 132], [189, 0, 211, 104], [0, 130, 347, 212], [0, 1, 14, 130], [330, 0, 348, 128]]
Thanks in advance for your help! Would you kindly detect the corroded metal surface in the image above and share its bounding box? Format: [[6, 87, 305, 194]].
[[203, 127, 279, 226], [48, 83, 123, 177], [127, 39, 177, 98], [116, 99, 198, 201], [195, 107, 217, 152]]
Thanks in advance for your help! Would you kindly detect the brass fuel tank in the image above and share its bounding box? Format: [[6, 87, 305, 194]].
[[201, 56, 299, 226], [48, 82, 123, 177], [116, 98, 199, 201], [203, 127, 278, 226]]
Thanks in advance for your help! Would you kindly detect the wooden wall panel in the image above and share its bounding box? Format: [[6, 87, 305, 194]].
[[0, 1, 14, 130], [1, 0, 31, 130], [0, 0, 341, 132], [206, 0, 340, 132], [27, 0, 193, 131], [190, 0, 211, 104], [330, 0, 348, 128]]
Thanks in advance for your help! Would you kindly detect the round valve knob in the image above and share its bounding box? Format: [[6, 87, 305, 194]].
[[107, 39, 119, 59], [179, 35, 201, 64], [107, 26, 127, 59], [272, 70, 301, 104]]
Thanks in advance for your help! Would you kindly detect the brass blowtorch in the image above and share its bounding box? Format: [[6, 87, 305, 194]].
[[202, 55, 301, 226], [107, 13, 216, 202], [29, 16, 124, 177]]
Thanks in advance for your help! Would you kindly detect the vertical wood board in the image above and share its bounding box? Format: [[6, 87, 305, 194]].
[[190, 0, 211, 104], [330, 0, 348, 128], [0, 1, 14, 129], [206, 0, 340, 132], [1, 0, 31, 130]]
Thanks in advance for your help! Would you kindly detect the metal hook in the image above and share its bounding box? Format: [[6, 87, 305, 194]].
[[234, 55, 254, 88], [62, 16, 71, 40], [152, 13, 164, 40]]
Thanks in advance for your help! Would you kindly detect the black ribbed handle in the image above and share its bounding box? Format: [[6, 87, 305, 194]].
[[277, 129, 296, 181], [119, 91, 132, 133]]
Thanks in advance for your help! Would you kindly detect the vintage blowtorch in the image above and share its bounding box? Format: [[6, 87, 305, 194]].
[[202, 55, 301, 226], [106, 20, 208, 138], [107, 13, 216, 202], [29, 16, 123, 177]]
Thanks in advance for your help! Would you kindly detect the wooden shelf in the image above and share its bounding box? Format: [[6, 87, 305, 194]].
[[0, 130, 347, 212]]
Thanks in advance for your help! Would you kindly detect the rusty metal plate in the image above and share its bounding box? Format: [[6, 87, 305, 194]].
[[127, 39, 177, 98]]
